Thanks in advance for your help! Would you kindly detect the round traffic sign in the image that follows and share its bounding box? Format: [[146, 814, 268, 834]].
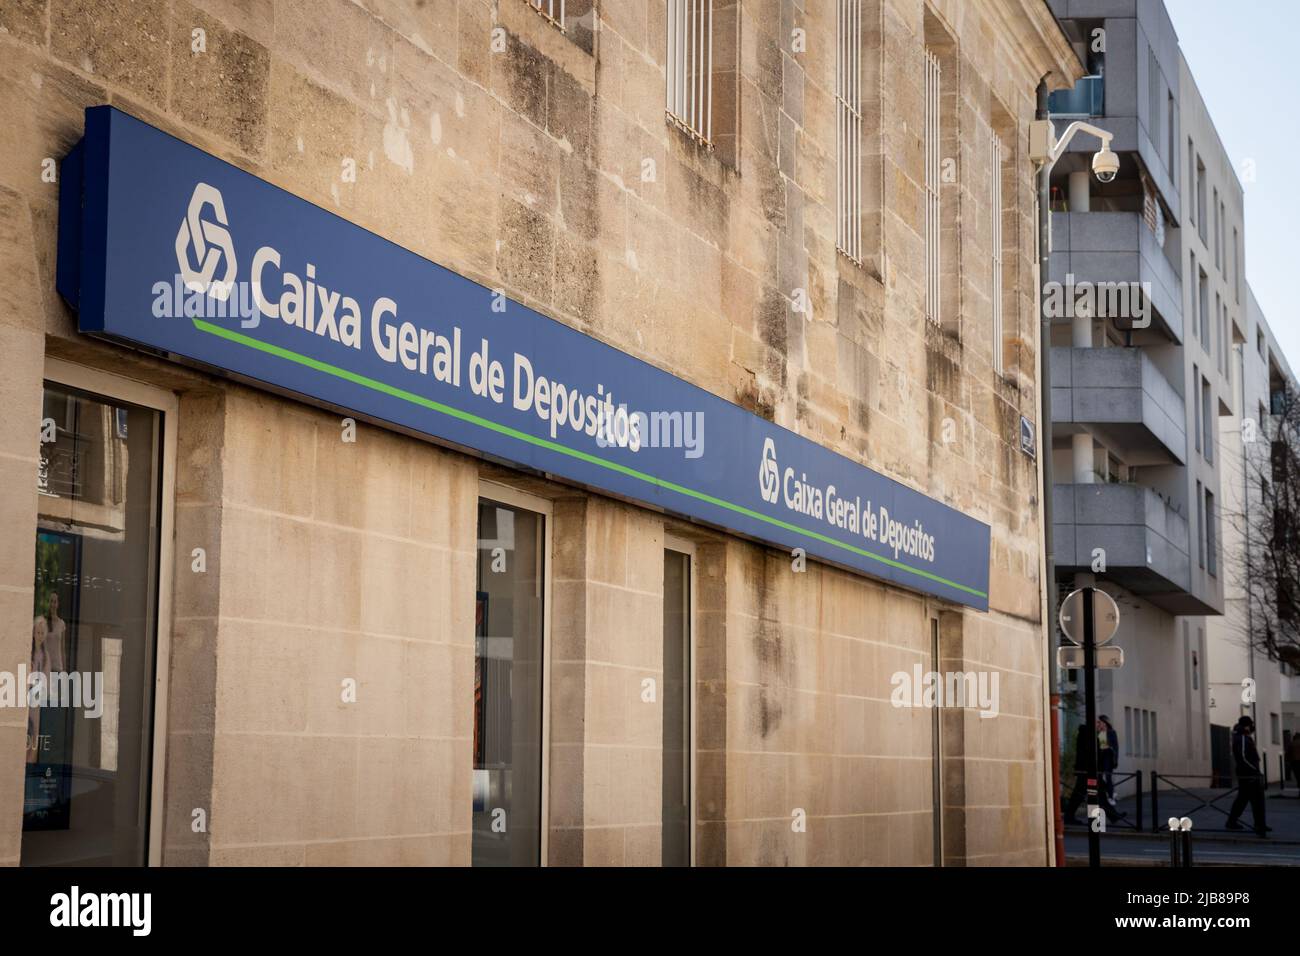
[[1058, 587, 1120, 646]]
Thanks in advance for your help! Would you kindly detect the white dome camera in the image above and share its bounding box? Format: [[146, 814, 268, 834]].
[[1092, 146, 1120, 183]]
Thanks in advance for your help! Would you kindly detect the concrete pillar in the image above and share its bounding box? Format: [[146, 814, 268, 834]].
[[1069, 170, 1091, 213], [1072, 313, 1092, 348], [1073, 432, 1095, 484]]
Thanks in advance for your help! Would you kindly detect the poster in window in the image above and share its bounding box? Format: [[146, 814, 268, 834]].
[[24, 529, 81, 831]]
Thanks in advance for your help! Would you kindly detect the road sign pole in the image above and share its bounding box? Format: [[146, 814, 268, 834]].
[[1084, 586, 1101, 868], [1059, 585, 1122, 866]]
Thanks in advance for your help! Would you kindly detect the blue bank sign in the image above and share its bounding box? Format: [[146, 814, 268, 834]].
[[58, 107, 991, 610]]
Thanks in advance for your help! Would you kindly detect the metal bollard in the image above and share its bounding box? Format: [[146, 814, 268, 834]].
[[1136, 772, 1144, 831], [1167, 817, 1193, 867], [1151, 771, 1159, 831]]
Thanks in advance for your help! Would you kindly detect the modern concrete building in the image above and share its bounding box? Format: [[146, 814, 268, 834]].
[[1205, 288, 1299, 785], [1047, 0, 1243, 788], [0, 0, 1081, 867]]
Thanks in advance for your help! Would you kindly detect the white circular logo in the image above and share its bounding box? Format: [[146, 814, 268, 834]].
[[758, 438, 779, 504], [175, 182, 237, 301]]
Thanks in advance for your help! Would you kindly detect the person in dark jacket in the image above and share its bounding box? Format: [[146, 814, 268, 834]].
[[1098, 714, 1120, 802], [1225, 716, 1270, 836], [1065, 719, 1120, 825]]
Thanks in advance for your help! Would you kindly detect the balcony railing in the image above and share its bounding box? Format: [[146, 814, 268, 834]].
[[1048, 75, 1104, 117]]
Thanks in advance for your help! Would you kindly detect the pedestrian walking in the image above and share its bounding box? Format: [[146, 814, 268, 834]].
[[1287, 732, 1300, 796], [1065, 719, 1122, 825], [1098, 714, 1120, 803], [1226, 716, 1270, 836]]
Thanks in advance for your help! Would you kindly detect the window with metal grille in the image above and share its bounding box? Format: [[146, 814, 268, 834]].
[[524, 0, 564, 30], [836, 0, 861, 263], [924, 47, 941, 326], [991, 136, 1004, 375], [666, 0, 713, 146]]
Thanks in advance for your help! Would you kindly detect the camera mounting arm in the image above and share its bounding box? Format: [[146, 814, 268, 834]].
[[1029, 118, 1115, 170]]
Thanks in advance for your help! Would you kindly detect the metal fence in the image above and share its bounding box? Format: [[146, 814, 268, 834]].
[[1061, 764, 1290, 834]]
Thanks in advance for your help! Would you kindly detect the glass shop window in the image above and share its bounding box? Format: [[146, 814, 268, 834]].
[[23, 383, 163, 867], [473, 497, 546, 866]]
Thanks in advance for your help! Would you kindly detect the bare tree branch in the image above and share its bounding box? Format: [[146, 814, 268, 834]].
[[1235, 384, 1300, 666]]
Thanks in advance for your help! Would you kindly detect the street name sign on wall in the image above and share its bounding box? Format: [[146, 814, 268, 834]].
[[57, 107, 992, 610]]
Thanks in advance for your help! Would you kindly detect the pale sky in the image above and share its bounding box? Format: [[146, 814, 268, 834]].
[[1165, 0, 1298, 372]]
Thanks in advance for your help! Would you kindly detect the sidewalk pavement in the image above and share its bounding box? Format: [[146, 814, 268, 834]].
[[1061, 778, 1300, 843]]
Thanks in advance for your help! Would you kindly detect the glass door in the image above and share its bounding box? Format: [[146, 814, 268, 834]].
[[472, 491, 547, 866]]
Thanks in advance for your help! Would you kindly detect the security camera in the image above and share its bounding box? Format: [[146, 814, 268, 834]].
[[1092, 146, 1120, 183]]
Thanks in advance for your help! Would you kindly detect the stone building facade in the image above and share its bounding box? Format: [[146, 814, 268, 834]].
[[0, 0, 1079, 866]]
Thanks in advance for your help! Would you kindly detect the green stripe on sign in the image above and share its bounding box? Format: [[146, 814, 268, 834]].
[[192, 318, 987, 599]]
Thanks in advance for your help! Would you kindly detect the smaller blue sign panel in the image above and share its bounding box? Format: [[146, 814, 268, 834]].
[[58, 107, 992, 610]]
